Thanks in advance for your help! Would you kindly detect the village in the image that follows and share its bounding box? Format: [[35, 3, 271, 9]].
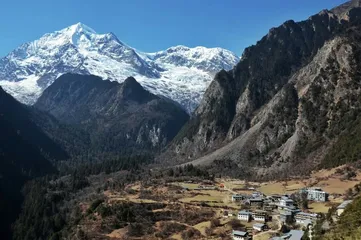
[[176, 178, 353, 240], [99, 165, 361, 240]]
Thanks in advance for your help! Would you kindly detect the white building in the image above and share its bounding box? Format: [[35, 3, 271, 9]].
[[252, 210, 268, 223], [232, 230, 249, 240], [238, 211, 251, 222], [336, 200, 352, 216], [300, 187, 328, 202], [295, 212, 318, 224], [253, 223, 267, 232], [253, 213, 266, 222]]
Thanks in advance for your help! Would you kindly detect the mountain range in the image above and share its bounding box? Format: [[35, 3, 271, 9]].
[[4, 0, 361, 239], [158, 0, 361, 180], [0, 23, 239, 113]]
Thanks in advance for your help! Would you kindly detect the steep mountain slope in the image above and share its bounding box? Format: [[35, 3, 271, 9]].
[[0, 87, 64, 239], [0, 23, 239, 113], [0, 86, 68, 162], [159, 1, 361, 179], [34, 73, 189, 155]]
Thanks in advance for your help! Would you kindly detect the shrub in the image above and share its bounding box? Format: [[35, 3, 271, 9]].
[[181, 228, 201, 240], [210, 218, 221, 228]]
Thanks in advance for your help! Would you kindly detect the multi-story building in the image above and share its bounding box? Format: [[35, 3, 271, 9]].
[[238, 211, 252, 222], [295, 212, 318, 224], [299, 187, 328, 202], [252, 210, 269, 223]]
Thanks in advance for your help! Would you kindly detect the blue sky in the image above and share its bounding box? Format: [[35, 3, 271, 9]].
[[0, 0, 346, 57]]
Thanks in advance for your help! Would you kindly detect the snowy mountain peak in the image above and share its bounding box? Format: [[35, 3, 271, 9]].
[[66, 22, 97, 35], [0, 23, 239, 113]]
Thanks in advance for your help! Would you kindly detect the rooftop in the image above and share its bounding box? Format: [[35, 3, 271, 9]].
[[253, 223, 266, 227], [271, 230, 304, 240], [250, 198, 264, 201], [288, 230, 304, 240], [232, 194, 247, 197], [295, 212, 318, 218], [281, 212, 292, 216], [337, 200, 352, 209], [238, 210, 251, 215], [301, 187, 325, 192], [232, 230, 248, 236]]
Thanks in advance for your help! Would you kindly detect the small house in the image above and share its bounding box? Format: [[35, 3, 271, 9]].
[[336, 200, 352, 216], [232, 194, 247, 202], [253, 223, 267, 232], [238, 210, 252, 222], [232, 230, 250, 240], [295, 212, 318, 224], [249, 198, 264, 207], [271, 230, 304, 240]]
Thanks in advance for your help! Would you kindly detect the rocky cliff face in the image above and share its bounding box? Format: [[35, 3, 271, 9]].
[[159, 1, 361, 179], [35, 74, 189, 153]]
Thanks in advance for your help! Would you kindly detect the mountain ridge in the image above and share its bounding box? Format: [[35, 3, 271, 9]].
[[158, 1, 361, 180], [34, 73, 190, 153], [0, 23, 239, 113]]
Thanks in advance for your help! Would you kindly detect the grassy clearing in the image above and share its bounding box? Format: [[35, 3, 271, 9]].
[[193, 221, 210, 235], [258, 180, 307, 195], [284, 181, 307, 192], [309, 202, 331, 213], [106, 227, 127, 238], [254, 232, 275, 240], [222, 180, 246, 190], [318, 178, 359, 194], [108, 197, 157, 204], [170, 233, 182, 240], [258, 182, 286, 195], [180, 189, 229, 203], [180, 194, 223, 203], [176, 183, 200, 190]]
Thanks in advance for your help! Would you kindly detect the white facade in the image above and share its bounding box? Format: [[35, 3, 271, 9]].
[[253, 215, 266, 222], [253, 224, 266, 232], [279, 198, 294, 207], [300, 188, 328, 202], [295, 212, 318, 224], [238, 211, 251, 222]]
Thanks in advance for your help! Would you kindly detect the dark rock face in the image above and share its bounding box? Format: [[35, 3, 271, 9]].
[[159, 2, 361, 179], [35, 74, 189, 153]]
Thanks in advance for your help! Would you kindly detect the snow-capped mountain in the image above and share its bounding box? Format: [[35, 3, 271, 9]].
[[0, 23, 239, 112]]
